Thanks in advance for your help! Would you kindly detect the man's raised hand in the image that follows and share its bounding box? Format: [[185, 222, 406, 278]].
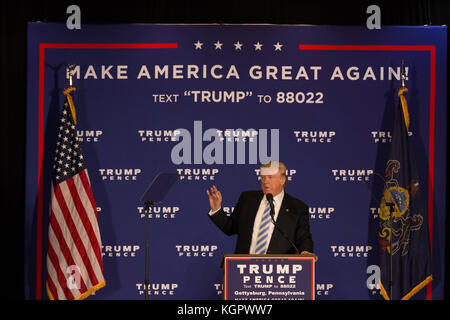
[[206, 185, 222, 212]]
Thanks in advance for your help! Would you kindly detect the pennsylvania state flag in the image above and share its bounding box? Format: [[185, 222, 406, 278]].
[[378, 87, 432, 300]]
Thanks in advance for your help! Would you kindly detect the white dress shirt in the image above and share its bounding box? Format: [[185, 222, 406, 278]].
[[208, 190, 285, 254]]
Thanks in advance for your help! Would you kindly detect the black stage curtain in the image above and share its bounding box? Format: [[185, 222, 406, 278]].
[[1, 0, 449, 300]]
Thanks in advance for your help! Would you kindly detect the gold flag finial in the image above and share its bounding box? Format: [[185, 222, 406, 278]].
[[64, 65, 77, 124], [63, 87, 77, 125], [398, 87, 409, 131], [398, 60, 409, 131]]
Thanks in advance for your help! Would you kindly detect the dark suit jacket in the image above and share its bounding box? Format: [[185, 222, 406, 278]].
[[209, 190, 313, 254]]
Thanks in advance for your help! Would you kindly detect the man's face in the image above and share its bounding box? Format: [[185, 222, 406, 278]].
[[260, 171, 285, 196]]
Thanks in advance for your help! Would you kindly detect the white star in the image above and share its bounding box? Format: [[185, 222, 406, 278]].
[[254, 42, 263, 51], [214, 40, 223, 50], [274, 42, 283, 51], [234, 41, 243, 50], [194, 40, 203, 50]]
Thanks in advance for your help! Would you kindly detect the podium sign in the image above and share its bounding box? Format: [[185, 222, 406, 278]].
[[223, 254, 315, 300]]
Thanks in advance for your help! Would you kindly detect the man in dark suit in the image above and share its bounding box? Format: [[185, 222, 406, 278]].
[[206, 161, 315, 257]]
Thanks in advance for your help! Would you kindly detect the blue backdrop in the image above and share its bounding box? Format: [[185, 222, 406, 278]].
[[25, 23, 447, 300]]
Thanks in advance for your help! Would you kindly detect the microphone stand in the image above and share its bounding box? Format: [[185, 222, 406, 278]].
[[139, 172, 179, 301], [385, 201, 395, 300], [144, 200, 155, 301], [267, 197, 301, 255]]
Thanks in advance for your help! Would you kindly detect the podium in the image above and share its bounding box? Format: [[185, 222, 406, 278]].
[[223, 254, 316, 300]]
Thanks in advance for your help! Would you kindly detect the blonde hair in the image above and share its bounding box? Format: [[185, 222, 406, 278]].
[[260, 161, 287, 185]]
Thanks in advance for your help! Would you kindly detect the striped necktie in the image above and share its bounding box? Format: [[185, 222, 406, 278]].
[[255, 202, 272, 254]]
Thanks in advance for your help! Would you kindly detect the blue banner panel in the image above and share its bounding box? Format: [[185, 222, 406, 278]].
[[25, 23, 446, 300]]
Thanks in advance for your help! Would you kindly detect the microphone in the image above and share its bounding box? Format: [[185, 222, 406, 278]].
[[266, 193, 301, 255], [266, 193, 275, 217]]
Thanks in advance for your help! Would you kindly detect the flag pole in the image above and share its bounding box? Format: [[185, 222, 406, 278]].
[[144, 200, 155, 301], [401, 60, 406, 89], [386, 60, 407, 300], [387, 202, 395, 299], [67, 64, 75, 88], [64, 65, 77, 124]]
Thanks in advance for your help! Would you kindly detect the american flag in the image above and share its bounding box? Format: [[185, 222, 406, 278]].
[[46, 88, 105, 300]]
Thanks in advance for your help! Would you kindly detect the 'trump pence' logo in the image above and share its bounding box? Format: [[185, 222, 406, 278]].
[[293, 130, 336, 143], [371, 130, 412, 143], [214, 283, 223, 296], [102, 244, 140, 258], [309, 207, 335, 220], [98, 168, 142, 181], [136, 283, 179, 296], [175, 244, 218, 257], [176, 167, 220, 181], [331, 169, 373, 182], [77, 130, 103, 142], [171, 121, 279, 165], [316, 283, 334, 297], [137, 206, 180, 219], [138, 129, 180, 142], [330, 245, 373, 257]]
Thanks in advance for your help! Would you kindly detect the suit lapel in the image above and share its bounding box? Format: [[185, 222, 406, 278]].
[[247, 191, 264, 227], [268, 192, 296, 252], [239, 191, 264, 254]]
